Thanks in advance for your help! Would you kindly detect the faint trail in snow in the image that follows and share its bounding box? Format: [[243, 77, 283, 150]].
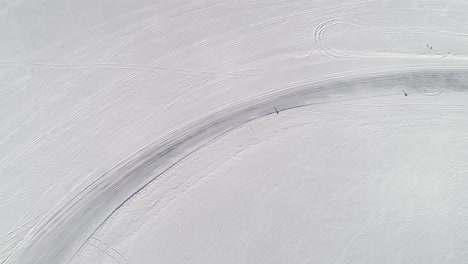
[[0, 1, 330, 198], [0, 0, 288, 188], [408, 71, 449, 96], [314, 16, 397, 59], [0, 0, 26, 16], [410, 2, 460, 27], [0, 1, 233, 176], [4, 69, 468, 264], [0, 62, 258, 77], [87, 237, 130, 264], [0, 213, 45, 244], [1, 1, 468, 262], [0, 0, 426, 201], [0, 184, 52, 208], [0, 214, 47, 264], [86, 243, 121, 264]]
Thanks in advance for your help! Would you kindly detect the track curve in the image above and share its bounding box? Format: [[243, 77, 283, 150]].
[[4, 68, 468, 264]]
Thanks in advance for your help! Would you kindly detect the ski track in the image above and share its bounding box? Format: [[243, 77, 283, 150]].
[[1, 0, 468, 263], [2, 68, 468, 264]]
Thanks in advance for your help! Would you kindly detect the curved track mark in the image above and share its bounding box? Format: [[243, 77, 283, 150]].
[[4, 68, 468, 264]]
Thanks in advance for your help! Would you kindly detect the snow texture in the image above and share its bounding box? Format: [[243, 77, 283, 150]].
[[1, 1, 468, 263]]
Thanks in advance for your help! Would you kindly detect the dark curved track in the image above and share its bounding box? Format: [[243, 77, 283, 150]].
[[6, 68, 468, 264]]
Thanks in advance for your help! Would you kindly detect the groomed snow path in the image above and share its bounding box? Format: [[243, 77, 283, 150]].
[[1, 1, 468, 263]]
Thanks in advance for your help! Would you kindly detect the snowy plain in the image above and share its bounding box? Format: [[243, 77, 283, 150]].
[[1, 0, 468, 263]]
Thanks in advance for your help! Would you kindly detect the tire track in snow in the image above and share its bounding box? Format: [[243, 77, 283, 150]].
[[3, 68, 468, 264], [314, 16, 398, 59], [0, 0, 290, 191], [0, 0, 229, 170], [0, 2, 245, 229], [0, 0, 315, 220], [0, 0, 425, 205]]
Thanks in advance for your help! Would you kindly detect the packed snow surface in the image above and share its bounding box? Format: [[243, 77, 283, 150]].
[[1, 1, 468, 263]]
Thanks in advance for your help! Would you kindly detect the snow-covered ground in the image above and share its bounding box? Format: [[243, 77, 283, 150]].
[[1, 1, 468, 263]]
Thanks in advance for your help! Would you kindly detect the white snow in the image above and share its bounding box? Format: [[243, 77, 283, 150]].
[[1, 1, 468, 263]]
